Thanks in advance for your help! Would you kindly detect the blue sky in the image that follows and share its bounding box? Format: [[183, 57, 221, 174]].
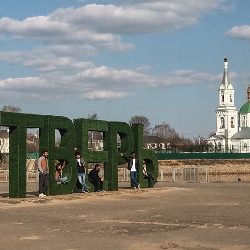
[[0, 0, 250, 140]]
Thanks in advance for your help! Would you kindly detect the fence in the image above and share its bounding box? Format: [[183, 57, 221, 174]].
[[0, 170, 38, 183], [118, 167, 209, 182], [0, 170, 9, 182], [0, 167, 209, 183], [158, 167, 209, 182], [155, 144, 250, 154]]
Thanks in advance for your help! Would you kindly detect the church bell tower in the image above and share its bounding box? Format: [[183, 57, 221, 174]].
[[215, 57, 238, 139]]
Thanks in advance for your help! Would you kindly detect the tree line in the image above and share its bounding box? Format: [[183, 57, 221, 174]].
[[128, 115, 195, 145]]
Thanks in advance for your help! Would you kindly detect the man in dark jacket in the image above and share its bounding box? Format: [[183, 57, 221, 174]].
[[88, 164, 105, 192], [120, 152, 140, 189]]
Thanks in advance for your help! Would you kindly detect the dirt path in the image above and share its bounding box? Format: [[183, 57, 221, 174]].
[[0, 183, 250, 250]]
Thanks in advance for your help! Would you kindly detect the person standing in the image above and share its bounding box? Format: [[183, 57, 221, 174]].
[[120, 152, 140, 189], [75, 152, 90, 193], [142, 161, 157, 188], [38, 150, 49, 197], [88, 164, 105, 192]]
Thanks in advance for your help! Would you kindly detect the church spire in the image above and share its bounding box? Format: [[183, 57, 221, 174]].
[[221, 57, 230, 87], [218, 56, 235, 107]]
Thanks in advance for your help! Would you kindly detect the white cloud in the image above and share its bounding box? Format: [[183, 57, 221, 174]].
[[0, 77, 47, 89], [23, 56, 94, 72], [0, 0, 227, 51], [86, 90, 132, 99], [0, 15, 133, 53], [135, 66, 152, 73], [44, 44, 97, 57], [0, 66, 233, 102], [158, 70, 221, 86], [226, 25, 250, 40], [52, 0, 226, 34], [0, 0, 228, 68], [0, 51, 24, 64], [218, 2, 235, 12], [0, 0, 231, 102], [0, 46, 96, 72]]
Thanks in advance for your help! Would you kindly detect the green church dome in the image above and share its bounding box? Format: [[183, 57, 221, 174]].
[[240, 102, 250, 113]]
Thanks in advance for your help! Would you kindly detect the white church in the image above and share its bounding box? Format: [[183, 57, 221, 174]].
[[207, 57, 250, 153]]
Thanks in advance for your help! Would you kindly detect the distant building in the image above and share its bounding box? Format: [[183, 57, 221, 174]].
[[88, 131, 104, 151], [143, 135, 168, 150], [207, 57, 250, 152]]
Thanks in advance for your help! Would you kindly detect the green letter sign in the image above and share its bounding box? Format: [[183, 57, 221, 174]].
[[0, 112, 158, 198]]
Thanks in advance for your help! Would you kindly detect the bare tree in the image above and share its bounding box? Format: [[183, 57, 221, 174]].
[[151, 122, 195, 146], [1, 105, 22, 130], [152, 122, 176, 140], [180, 136, 193, 145], [2, 105, 22, 113], [26, 132, 39, 153], [88, 113, 98, 120], [128, 116, 151, 135]]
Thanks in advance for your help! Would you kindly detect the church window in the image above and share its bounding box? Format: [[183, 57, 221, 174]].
[[220, 117, 225, 128], [242, 116, 246, 127], [221, 93, 224, 102], [231, 117, 234, 128], [230, 94, 232, 102]]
